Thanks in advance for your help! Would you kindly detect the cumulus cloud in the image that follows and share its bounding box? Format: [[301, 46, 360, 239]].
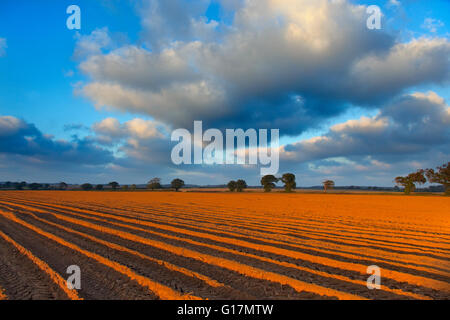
[[281, 91, 450, 163], [0, 38, 7, 57], [20, 0, 444, 185], [92, 117, 172, 164], [1, 106, 447, 186], [93, 117, 167, 142], [0, 115, 178, 183], [77, 44, 229, 126], [73, 28, 112, 60], [0, 116, 113, 165], [77, 0, 450, 135], [348, 38, 450, 102], [137, 0, 219, 49], [80, 46, 199, 90]]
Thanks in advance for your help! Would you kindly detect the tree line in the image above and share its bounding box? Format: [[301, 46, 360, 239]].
[[394, 162, 450, 195], [1, 162, 448, 195], [231, 161, 449, 195], [0, 179, 186, 192], [78, 179, 186, 192], [227, 174, 332, 193]]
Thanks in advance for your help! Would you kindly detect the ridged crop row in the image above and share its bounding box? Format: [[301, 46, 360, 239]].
[[0, 191, 448, 300]]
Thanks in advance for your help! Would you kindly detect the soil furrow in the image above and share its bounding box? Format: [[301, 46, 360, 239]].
[[0, 210, 187, 300], [0, 234, 71, 300], [9, 197, 450, 247], [5, 207, 367, 299], [0, 191, 448, 300], [13, 201, 448, 289], [14, 210, 258, 300]]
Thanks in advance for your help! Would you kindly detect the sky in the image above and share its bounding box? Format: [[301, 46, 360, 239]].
[[0, 0, 449, 186]]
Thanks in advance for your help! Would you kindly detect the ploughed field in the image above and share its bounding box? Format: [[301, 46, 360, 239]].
[[0, 191, 448, 300]]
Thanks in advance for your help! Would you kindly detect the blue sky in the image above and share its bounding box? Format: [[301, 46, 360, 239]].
[[0, 0, 141, 140], [0, 0, 449, 186]]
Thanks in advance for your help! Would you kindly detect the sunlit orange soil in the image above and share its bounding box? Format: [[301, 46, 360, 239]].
[[0, 191, 448, 300]]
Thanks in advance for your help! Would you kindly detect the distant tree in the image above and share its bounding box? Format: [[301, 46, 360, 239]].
[[261, 175, 278, 192], [130, 184, 137, 191], [171, 179, 185, 192], [81, 183, 93, 191], [42, 184, 50, 190], [395, 170, 426, 195], [236, 179, 248, 192], [426, 162, 450, 196], [281, 173, 296, 192], [122, 185, 129, 191], [29, 183, 42, 190], [395, 177, 412, 194], [95, 184, 104, 191], [16, 181, 27, 190], [109, 181, 119, 190], [148, 178, 162, 190], [227, 180, 237, 192], [322, 180, 335, 192], [59, 182, 68, 190]]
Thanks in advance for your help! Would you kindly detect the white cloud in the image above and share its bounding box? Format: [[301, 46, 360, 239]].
[[331, 117, 388, 134], [80, 45, 199, 90], [0, 116, 114, 165], [138, 0, 218, 49], [73, 28, 112, 60], [93, 117, 173, 164], [349, 38, 450, 101], [92, 117, 122, 138], [387, 0, 400, 7], [0, 116, 25, 135], [422, 18, 444, 33], [93, 117, 167, 142], [281, 91, 450, 163], [76, 0, 450, 135], [82, 80, 227, 128]]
